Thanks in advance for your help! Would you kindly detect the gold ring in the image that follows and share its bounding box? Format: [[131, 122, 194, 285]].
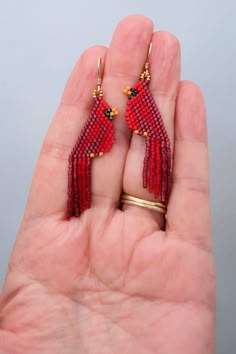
[[121, 194, 167, 214]]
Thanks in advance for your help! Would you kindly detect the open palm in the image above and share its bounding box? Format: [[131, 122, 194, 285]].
[[0, 15, 215, 354]]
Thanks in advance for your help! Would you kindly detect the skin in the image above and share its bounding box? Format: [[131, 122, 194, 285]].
[[0, 15, 215, 354]]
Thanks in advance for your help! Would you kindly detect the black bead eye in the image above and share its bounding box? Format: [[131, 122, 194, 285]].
[[128, 88, 139, 100], [103, 108, 118, 121], [104, 108, 112, 118]]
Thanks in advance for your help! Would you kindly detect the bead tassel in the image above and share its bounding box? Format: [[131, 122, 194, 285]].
[[124, 78, 171, 203], [67, 97, 118, 219]]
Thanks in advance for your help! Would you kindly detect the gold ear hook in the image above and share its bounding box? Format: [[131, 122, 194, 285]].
[[144, 42, 152, 70], [98, 57, 102, 76], [93, 57, 103, 98], [147, 42, 152, 61], [140, 42, 152, 81], [97, 57, 102, 91]]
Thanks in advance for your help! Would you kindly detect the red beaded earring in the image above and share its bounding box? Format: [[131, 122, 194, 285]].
[[67, 58, 118, 218], [124, 43, 171, 203]]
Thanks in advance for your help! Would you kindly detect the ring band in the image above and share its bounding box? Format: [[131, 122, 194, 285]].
[[121, 194, 167, 214]]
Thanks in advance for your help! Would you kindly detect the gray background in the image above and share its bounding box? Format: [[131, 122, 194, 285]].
[[0, 1, 235, 353]]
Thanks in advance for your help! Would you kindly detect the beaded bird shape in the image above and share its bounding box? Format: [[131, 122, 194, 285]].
[[124, 54, 171, 203], [67, 61, 118, 218]]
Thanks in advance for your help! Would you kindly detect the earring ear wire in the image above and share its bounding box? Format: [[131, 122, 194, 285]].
[[140, 42, 152, 81], [93, 57, 103, 98]]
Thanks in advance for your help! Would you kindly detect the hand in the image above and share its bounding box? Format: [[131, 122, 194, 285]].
[[0, 15, 215, 354]]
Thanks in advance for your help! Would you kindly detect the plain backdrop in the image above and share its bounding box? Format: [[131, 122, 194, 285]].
[[0, 1, 235, 353]]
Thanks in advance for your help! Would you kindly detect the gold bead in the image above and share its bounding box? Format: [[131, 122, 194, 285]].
[[124, 86, 131, 95]]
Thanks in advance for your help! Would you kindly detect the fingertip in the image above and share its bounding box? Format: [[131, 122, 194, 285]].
[[80, 45, 108, 69], [116, 14, 154, 34], [178, 80, 205, 100], [62, 45, 108, 106], [176, 81, 207, 143], [110, 15, 154, 54], [153, 30, 181, 52]]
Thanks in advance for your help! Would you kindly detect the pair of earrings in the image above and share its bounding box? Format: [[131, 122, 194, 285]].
[[67, 44, 171, 218]]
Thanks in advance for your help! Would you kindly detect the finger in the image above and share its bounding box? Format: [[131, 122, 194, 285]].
[[166, 81, 211, 251], [122, 31, 181, 229], [24, 46, 108, 220], [91, 15, 154, 210]]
